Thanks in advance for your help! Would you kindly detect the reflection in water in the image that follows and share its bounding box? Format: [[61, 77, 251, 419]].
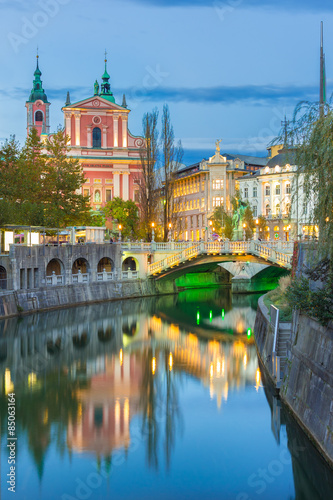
[[0, 290, 331, 499]]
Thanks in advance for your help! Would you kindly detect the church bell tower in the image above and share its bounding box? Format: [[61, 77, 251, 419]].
[[26, 53, 50, 137]]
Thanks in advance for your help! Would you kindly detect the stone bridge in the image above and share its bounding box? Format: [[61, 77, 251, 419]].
[[0, 240, 293, 294], [122, 240, 293, 293]]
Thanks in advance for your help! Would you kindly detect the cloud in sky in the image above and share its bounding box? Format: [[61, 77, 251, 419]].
[[124, 83, 319, 106], [2, 82, 320, 107], [124, 0, 333, 11]]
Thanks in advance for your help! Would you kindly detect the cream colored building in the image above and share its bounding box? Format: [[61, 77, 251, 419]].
[[238, 148, 315, 241], [172, 145, 265, 241]]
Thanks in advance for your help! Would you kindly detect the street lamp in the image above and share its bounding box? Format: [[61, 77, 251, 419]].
[[209, 220, 212, 240], [151, 222, 155, 242], [243, 223, 246, 241], [255, 218, 259, 240], [168, 222, 172, 242], [118, 224, 122, 242]]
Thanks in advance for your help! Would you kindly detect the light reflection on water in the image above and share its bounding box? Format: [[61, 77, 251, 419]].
[[0, 289, 332, 500]]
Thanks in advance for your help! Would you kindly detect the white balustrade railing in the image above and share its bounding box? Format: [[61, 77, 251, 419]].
[[72, 272, 89, 284], [46, 273, 64, 286]]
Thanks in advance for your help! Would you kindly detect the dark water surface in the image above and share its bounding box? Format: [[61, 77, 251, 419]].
[[0, 288, 332, 500]]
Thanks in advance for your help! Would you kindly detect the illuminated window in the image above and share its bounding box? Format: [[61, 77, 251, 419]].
[[83, 189, 89, 198], [265, 204, 270, 216], [213, 196, 223, 207], [213, 179, 223, 190], [276, 203, 280, 215], [275, 184, 280, 195], [265, 184, 270, 196], [94, 190, 101, 202], [286, 183, 291, 194]]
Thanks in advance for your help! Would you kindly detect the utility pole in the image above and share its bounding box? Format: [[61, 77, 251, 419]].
[[320, 21, 326, 118]]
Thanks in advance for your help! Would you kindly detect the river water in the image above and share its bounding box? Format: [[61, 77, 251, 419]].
[[0, 288, 332, 500]]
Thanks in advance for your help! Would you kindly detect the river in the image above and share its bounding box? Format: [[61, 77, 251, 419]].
[[0, 288, 332, 499]]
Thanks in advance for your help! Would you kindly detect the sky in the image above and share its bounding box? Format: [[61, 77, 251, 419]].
[[0, 0, 332, 164]]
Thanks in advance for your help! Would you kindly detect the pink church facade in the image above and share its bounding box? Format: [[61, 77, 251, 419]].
[[26, 57, 144, 210]]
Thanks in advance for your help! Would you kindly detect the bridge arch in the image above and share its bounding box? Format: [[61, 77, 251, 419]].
[[46, 258, 64, 276], [72, 258, 90, 274], [0, 266, 7, 289], [122, 256, 138, 271], [97, 257, 114, 273]]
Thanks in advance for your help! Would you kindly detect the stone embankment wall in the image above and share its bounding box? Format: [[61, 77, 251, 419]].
[[281, 312, 333, 467], [254, 297, 333, 468], [0, 279, 176, 319]]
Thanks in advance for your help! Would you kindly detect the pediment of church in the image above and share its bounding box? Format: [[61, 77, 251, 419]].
[[64, 96, 126, 112]]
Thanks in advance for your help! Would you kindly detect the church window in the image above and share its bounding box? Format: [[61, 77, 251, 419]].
[[35, 111, 43, 122], [93, 127, 102, 148]]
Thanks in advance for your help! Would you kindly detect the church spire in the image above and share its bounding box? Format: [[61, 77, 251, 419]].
[[100, 50, 115, 102], [28, 52, 48, 103]]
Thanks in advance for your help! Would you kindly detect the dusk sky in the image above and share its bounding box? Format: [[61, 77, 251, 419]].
[[0, 0, 332, 164]]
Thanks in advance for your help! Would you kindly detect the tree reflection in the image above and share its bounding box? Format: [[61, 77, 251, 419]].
[[139, 347, 182, 470]]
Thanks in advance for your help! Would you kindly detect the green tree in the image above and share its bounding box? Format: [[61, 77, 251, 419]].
[[0, 136, 21, 202], [104, 197, 139, 239], [210, 206, 234, 240], [19, 127, 46, 203], [138, 109, 159, 241], [43, 129, 90, 227], [242, 205, 255, 240]]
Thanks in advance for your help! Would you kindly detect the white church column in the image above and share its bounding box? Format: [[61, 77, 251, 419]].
[[65, 112, 71, 140], [87, 126, 92, 148], [74, 113, 81, 146], [102, 125, 108, 149], [122, 172, 129, 201], [113, 114, 119, 147], [114, 173, 120, 197], [122, 115, 128, 148]]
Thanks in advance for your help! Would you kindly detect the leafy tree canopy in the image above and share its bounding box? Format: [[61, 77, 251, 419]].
[[104, 197, 139, 239]]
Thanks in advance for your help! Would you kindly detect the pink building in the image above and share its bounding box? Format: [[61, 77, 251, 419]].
[[26, 56, 144, 210]]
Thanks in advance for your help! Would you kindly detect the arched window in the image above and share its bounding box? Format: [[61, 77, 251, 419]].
[[93, 127, 101, 148], [276, 203, 280, 215], [286, 203, 291, 214], [35, 110, 43, 122], [94, 190, 101, 203], [265, 204, 270, 216]]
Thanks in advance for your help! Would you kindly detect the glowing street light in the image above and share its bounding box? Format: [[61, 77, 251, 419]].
[[168, 222, 172, 242], [152, 356, 156, 375], [151, 222, 155, 241], [243, 223, 246, 241], [118, 224, 122, 242]]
